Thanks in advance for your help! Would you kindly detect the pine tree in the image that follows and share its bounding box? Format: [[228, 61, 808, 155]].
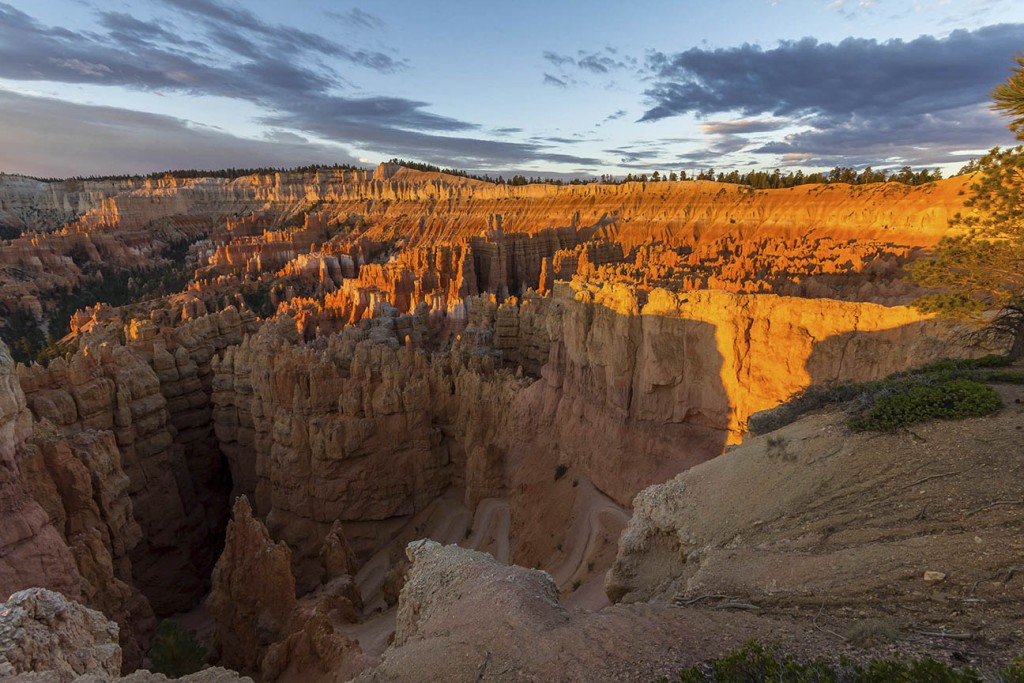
[[912, 56, 1024, 356]]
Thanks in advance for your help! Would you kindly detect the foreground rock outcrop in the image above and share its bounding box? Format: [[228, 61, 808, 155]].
[[0, 588, 121, 680], [0, 587, 252, 683], [606, 395, 1024, 631]]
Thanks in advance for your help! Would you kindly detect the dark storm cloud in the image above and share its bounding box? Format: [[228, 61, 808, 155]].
[[642, 23, 1024, 165], [0, 89, 359, 177], [0, 1, 601, 171]]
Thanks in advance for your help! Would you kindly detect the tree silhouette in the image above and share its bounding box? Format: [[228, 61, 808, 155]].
[[912, 55, 1024, 356], [992, 52, 1024, 139]]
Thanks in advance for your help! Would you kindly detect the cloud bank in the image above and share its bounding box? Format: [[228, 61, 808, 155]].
[[642, 23, 1024, 166]]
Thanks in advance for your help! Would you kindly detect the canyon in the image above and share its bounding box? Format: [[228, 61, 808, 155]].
[[1, 165, 1018, 681]]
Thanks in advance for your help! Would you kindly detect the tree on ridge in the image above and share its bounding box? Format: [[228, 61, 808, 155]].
[[912, 53, 1024, 356]]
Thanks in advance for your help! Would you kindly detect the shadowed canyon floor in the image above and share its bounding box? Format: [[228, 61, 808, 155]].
[[1, 166, 1020, 681]]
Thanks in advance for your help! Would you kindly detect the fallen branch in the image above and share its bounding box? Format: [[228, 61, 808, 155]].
[[915, 630, 974, 640], [812, 604, 849, 642], [900, 471, 959, 491], [966, 500, 1023, 516], [675, 593, 734, 606], [473, 651, 491, 683]]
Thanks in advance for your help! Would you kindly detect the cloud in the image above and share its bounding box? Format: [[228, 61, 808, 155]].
[[643, 23, 1024, 121], [642, 23, 1024, 165], [542, 51, 575, 68], [544, 47, 637, 73], [755, 102, 1009, 167], [0, 89, 359, 177], [543, 73, 571, 88], [541, 47, 637, 89], [327, 8, 385, 31], [700, 118, 790, 135], [0, 2, 604, 172]]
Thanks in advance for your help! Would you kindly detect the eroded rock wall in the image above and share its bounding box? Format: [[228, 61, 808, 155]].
[[0, 341, 81, 602], [17, 343, 212, 613]]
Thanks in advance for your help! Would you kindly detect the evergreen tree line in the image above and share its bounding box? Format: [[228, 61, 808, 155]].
[[1, 163, 363, 184], [622, 165, 944, 187], [3, 159, 951, 188], [388, 160, 947, 188]]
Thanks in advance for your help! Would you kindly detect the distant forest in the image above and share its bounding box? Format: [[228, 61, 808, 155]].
[[1, 163, 364, 183], [387, 158, 947, 188], [2, 158, 955, 188]]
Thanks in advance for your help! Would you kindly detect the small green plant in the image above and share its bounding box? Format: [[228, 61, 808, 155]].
[[842, 618, 900, 648], [148, 619, 206, 678], [661, 640, 983, 682], [747, 355, 1010, 435], [999, 659, 1024, 683], [848, 378, 1001, 432], [977, 369, 1024, 384]]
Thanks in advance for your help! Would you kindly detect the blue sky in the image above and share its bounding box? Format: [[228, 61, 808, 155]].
[[1, 0, 1022, 178]]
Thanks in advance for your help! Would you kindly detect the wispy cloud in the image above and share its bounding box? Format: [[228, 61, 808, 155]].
[[326, 8, 386, 31], [0, 1, 601, 171]]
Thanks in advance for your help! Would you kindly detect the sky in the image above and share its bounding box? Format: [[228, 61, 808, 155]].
[[0, 0, 1023, 178]]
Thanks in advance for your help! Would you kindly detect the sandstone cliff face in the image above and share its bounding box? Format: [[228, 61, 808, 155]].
[[17, 342, 213, 613], [491, 281, 971, 490], [0, 175, 132, 232], [0, 341, 81, 603], [210, 310, 529, 588], [207, 279, 977, 595], [15, 424, 155, 670], [6, 168, 968, 250]]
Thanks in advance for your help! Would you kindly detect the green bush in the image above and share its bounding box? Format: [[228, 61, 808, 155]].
[[1000, 660, 1024, 683], [977, 369, 1024, 384], [747, 356, 1010, 435], [662, 640, 984, 682], [848, 378, 1001, 432], [148, 619, 206, 678]]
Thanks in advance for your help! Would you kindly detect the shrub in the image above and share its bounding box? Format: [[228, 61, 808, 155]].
[[1000, 659, 1024, 683], [842, 618, 900, 648], [148, 619, 206, 678], [848, 378, 1001, 432], [661, 640, 983, 682], [747, 355, 1009, 435]]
